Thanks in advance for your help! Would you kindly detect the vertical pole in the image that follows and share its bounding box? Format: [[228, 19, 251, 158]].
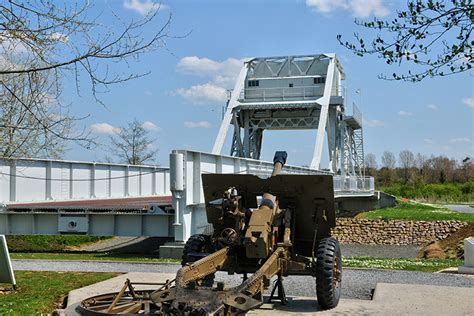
[[46, 161, 52, 200], [9, 161, 16, 203]]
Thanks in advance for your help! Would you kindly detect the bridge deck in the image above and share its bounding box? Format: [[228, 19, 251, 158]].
[[6, 196, 173, 212]]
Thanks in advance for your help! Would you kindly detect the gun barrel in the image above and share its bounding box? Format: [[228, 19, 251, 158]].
[[271, 151, 287, 177]]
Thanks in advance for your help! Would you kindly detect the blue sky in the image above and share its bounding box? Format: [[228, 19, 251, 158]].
[[65, 0, 474, 167]]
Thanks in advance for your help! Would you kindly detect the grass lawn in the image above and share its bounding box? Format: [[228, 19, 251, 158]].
[[0, 271, 118, 314], [10, 252, 180, 263], [344, 257, 462, 272], [6, 235, 110, 252], [357, 201, 474, 222]]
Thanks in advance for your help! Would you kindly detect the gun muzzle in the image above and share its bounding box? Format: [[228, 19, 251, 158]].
[[271, 151, 287, 177]]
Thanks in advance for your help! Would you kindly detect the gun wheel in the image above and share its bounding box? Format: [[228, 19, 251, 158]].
[[315, 237, 342, 310], [78, 290, 159, 315], [181, 234, 215, 287]]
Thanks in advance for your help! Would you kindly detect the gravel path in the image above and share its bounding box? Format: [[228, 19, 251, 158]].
[[341, 245, 420, 258], [12, 260, 473, 300], [444, 204, 474, 214]]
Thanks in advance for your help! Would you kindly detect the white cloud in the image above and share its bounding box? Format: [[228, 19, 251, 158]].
[[175, 56, 245, 104], [427, 104, 438, 110], [462, 97, 474, 108], [184, 121, 212, 128], [305, 0, 389, 17], [49, 32, 69, 43], [142, 121, 161, 132], [123, 0, 168, 16], [176, 56, 242, 79], [364, 119, 384, 127], [176, 83, 227, 104], [424, 138, 435, 145], [91, 123, 121, 135], [398, 111, 413, 117], [449, 137, 471, 144]]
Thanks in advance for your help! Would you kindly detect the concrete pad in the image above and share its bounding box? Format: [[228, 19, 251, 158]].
[[372, 283, 474, 315], [67, 272, 175, 307]]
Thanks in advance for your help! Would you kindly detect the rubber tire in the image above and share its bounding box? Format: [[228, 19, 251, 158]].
[[181, 234, 215, 287], [315, 237, 342, 309]]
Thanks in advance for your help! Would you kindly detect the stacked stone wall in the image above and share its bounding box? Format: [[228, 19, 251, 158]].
[[332, 219, 468, 245]]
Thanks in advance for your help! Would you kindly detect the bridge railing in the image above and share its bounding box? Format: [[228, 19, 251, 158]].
[[0, 158, 170, 204]]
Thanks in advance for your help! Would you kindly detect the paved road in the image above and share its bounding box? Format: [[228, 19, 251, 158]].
[[444, 204, 474, 214], [12, 260, 473, 300]]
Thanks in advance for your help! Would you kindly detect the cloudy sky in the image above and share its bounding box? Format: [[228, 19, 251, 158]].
[[65, 0, 473, 167]]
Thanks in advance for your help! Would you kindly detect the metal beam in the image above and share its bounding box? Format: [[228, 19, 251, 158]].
[[212, 64, 250, 154], [310, 55, 336, 169]]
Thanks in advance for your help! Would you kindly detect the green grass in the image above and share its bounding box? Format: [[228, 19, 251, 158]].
[[0, 271, 118, 314], [10, 252, 180, 263], [6, 235, 110, 252], [380, 182, 474, 203], [358, 201, 474, 222], [344, 257, 462, 272]]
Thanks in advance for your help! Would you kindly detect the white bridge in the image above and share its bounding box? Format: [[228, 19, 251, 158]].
[[0, 54, 379, 243]]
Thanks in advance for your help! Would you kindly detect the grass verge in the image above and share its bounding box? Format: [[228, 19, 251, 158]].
[[0, 271, 118, 314], [6, 235, 110, 252], [10, 252, 180, 263], [344, 257, 463, 272], [357, 201, 474, 222]]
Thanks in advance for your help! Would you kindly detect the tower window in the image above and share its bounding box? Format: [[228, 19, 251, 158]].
[[248, 80, 259, 87], [289, 83, 293, 87], [314, 77, 326, 84]]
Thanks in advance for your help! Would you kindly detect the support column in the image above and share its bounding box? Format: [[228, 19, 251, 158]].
[[310, 56, 336, 169]]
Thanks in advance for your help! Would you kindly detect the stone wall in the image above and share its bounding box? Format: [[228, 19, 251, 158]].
[[332, 219, 468, 245]]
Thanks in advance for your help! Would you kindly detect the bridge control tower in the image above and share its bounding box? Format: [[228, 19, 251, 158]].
[[212, 54, 365, 177]]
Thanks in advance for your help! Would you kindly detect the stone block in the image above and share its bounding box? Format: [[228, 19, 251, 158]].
[[458, 237, 474, 275], [159, 242, 185, 259]]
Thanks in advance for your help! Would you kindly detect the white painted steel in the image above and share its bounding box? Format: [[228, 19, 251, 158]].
[[0, 158, 170, 204], [310, 54, 336, 169], [0, 235, 15, 288], [0, 151, 373, 238], [212, 65, 250, 154], [0, 212, 171, 237]]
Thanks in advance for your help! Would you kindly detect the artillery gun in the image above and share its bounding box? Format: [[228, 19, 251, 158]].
[[79, 151, 342, 315]]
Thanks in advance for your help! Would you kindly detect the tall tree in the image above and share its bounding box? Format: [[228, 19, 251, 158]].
[[338, 0, 473, 81], [380, 151, 397, 185], [0, 58, 73, 158], [0, 1, 173, 154], [109, 120, 157, 165], [365, 153, 378, 176], [399, 150, 416, 183], [381, 151, 396, 169]]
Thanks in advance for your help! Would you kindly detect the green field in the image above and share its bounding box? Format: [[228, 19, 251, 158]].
[[0, 271, 118, 314], [380, 182, 474, 203], [358, 201, 474, 222], [10, 252, 180, 263]]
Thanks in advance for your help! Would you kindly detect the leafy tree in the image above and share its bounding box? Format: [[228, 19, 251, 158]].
[[109, 119, 158, 165], [337, 0, 473, 81], [0, 1, 172, 154]]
